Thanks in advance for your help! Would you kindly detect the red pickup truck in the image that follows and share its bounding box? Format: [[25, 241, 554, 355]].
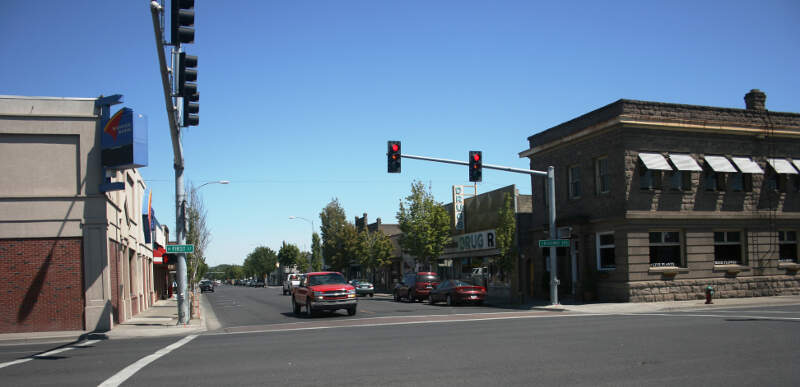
[[291, 271, 357, 317]]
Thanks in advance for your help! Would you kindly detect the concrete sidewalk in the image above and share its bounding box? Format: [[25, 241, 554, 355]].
[[532, 294, 800, 314], [0, 296, 209, 346]]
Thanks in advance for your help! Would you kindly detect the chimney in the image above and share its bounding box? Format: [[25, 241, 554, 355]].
[[744, 89, 766, 111]]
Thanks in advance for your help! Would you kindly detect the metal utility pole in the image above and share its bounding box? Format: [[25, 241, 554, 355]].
[[150, 1, 189, 324], [396, 151, 560, 305]]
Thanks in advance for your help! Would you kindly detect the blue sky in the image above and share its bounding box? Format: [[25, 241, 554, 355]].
[[2, 1, 799, 267]]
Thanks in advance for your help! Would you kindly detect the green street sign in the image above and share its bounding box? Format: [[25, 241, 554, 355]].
[[538, 239, 570, 248], [166, 244, 195, 253]]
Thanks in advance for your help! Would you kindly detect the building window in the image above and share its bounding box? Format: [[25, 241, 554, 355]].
[[640, 164, 662, 190], [714, 231, 743, 265], [595, 157, 610, 194], [779, 231, 798, 263], [730, 172, 752, 192], [668, 170, 691, 191], [649, 231, 682, 267], [596, 232, 615, 270], [766, 171, 787, 192], [568, 165, 581, 199], [703, 169, 725, 191]]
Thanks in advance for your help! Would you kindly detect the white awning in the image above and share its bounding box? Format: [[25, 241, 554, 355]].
[[703, 155, 737, 173], [668, 154, 702, 171], [792, 159, 800, 173], [638, 152, 673, 171], [768, 158, 799, 174], [731, 157, 764, 174]]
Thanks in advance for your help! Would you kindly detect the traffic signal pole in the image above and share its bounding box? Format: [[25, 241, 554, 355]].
[[396, 152, 560, 305], [150, 1, 190, 324]]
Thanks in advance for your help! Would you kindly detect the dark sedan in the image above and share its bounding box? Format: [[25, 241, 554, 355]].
[[199, 280, 214, 293], [428, 279, 486, 306]]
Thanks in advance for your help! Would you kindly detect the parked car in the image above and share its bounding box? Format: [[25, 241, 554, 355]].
[[254, 279, 265, 287], [292, 272, 357, 317], [199, 280, 214, 293], [283, 273, 302, 295], [428, 279, 486, 306], [349, 279, 374, 297], [393, 272, 440, 302]]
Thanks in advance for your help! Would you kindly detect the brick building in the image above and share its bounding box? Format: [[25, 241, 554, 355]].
[[519, 90, 800, 302], [0, 95, 156, 333]]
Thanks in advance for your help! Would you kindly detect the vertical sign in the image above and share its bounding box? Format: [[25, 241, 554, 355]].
[[453, 185, 465, 230]]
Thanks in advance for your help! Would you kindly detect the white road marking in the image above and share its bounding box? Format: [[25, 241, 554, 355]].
[[97, 335, 197, 387], [627, 312, 800, 321], [0, 339, 101, 369]]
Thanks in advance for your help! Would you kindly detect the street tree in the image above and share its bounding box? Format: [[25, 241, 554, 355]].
[[244, 246, 277, 279], [186, 183, 210, 288], [396, 181, 451, 270], [311, 232, 323, 271], [278, 241, 301, 272], [495, 192, 517, 278], [319, 198, 359, 272], [358, 229, 394, 282]]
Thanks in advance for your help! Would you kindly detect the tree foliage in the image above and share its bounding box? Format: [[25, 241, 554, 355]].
[[396, 181, 451, 269], [495, 192, 517, 273], [278, 241, 302, 270], [319, 198, 359, 272], [186, 184, 210, 287], [244, 246, 277, 279], [357, 229, 394, 278], [310, 232, 323, 271]]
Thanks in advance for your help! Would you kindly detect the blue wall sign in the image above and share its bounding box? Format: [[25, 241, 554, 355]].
[[101, 107, 148, 169]]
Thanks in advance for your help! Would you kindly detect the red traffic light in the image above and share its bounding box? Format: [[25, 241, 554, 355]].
[[392, 143, 399, 152], [473, 153, 480, 162]]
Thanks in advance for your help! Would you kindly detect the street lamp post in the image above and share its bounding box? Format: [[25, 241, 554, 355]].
[[289, 216, 316, 270], [176, 179, 229, 323]]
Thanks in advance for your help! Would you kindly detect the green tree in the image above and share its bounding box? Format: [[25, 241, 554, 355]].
[[319, 199, 360, 272], [186, 184, 211, 288], [358, 229, 394, 280], [297, 251, 311, 273], [397, 181, 451, 270], [278, 241, 301, 271], [310, 232, 323, 271], [244, 246, 277, 279], [495, 192, 517, 274]]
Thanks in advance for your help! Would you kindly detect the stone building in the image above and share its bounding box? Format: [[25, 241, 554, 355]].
[[0, 95, 156, 333], [519, 90, 800, 302]]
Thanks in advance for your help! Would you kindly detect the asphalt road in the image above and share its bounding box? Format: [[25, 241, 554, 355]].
[[2, 286, 799, 386]]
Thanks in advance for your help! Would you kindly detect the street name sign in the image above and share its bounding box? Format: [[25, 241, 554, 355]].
[[538, 239, 570, 248], [166, 244, 194, 253]]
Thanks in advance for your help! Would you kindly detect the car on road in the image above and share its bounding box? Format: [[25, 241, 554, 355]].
[[254, 279, 265, 287], [428, 279, 486, 306], [393, 272, 441, 302], [283, 273, 302, 295], [349, 279, 375, 297], [199, 280, 214, 293], [292, 271, 357, 317]]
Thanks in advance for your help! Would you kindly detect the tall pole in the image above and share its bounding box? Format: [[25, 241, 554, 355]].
[[151, 1, 189, 324], [547, 166, 559, 305]]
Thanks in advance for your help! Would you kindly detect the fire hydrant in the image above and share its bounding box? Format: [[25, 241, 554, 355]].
[[705, 285, 714, 304]]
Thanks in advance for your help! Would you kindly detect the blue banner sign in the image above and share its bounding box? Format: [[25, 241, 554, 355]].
[[101, 107, 148, 169]]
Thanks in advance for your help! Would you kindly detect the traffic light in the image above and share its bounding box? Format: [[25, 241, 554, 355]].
[[171, 0, 195, 46], [178, 53, 199, 126], [183, 91, 199, 126], [387, 141, 401, 173], [469, 151, 482, 182]]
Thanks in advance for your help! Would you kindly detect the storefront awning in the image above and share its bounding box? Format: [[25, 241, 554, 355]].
[[793, 159, 800, 173], [668, 154, 702, 171], [703, 155, 737, 173], [730, 157, 764, 174], [638, 152, 672, 171], [767, 158, 799, 174]]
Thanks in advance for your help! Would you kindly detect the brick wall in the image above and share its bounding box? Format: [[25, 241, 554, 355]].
[[0, 238, 84, 333]]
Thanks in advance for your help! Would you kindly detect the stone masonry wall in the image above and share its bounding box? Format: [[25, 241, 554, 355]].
[[628, 276, 800, 302]]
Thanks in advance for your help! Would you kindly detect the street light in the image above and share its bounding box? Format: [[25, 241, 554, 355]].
[[196, 180, 229, 189], [289, 216, 316, 270]]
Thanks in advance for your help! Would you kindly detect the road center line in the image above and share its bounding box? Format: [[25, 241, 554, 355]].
[[98, 335, 197, 387]]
